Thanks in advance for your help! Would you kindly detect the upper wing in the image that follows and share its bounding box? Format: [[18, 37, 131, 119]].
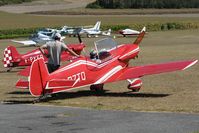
[[108, 60, 198, 83], [12, 40, 37, 46]]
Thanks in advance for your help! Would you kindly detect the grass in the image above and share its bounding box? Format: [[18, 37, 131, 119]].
[[0, 11, 199, 30], [0, 29, 198, 113], [33, 8, 199, 15]]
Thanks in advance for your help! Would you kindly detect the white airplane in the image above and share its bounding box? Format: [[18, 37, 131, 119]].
[[79, 21, 102, 37], [12, 31, 65, 46], [77, 21, 111, 37], [101, 29, 112, 36], [119, 28, 141, 37]]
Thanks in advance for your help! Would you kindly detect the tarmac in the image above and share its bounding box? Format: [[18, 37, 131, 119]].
[[0, 103, 198, 133]]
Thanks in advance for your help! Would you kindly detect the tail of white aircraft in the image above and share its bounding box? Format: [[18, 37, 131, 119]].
[[3, 46, 21, 68], [102, 29, 111, 36], [93, 21, 101, 30]]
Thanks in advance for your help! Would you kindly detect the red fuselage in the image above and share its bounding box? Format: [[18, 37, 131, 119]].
[[43, 44, 139, 94], [3, 44, 85, 68]]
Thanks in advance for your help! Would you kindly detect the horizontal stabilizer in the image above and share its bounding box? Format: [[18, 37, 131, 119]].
[[117, 60, 198, 80], [15, 79, 29, 89], [18, 66, 30, 77], [46, 79, 76, 89]]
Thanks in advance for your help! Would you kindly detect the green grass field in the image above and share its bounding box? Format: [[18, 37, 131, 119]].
[[34, 8, 199, 15], [0, 11, 199, 30], [0, 29, 198, 113]]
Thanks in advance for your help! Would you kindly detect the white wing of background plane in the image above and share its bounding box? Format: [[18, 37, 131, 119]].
[[11, 40, 37, 46]]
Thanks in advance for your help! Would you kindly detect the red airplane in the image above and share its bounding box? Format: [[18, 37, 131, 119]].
[[16, 27, 197, 99], [3, 43, 85, 72]]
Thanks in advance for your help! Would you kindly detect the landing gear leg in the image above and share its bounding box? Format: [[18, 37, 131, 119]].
[[32, 94, 51, 103], [90, 84, 104, 93]]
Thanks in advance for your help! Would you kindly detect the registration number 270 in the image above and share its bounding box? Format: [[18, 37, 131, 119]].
[[67, 72, 86, 82]]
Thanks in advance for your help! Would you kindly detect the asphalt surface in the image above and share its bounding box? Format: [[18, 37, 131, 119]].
[[0, 104, 198, 133]]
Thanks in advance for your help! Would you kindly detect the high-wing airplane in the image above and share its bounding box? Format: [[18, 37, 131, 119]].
[[3, 43, 85, 72], [12, 29, 66, 46], [119, 28, 141, 37], [16, 27, 197, 99], [78, 21, 103, 37]]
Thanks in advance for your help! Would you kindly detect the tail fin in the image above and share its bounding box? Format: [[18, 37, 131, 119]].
[[133, 27, 146, 45], [29, 58, 49, 97], [102, 29, 112, 36], [3, 46, 20, 68], [93, 21, 101, 30]]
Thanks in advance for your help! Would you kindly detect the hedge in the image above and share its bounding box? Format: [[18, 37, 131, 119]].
[[0, 22, 198, 39]]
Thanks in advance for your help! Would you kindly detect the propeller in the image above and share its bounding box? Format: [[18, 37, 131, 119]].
[[77, 33, 82, 43]]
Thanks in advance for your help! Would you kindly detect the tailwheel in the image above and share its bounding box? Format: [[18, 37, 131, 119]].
[[32, 94, 52, 103], [90, 84, 104, 93], [7, 68, 12, 72]]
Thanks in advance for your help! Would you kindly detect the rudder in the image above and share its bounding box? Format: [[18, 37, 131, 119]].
[[29, 58, 49, 97], [3, 46, 20, 68], [133, 27, 146, 45], [93, 21, 101, 30]]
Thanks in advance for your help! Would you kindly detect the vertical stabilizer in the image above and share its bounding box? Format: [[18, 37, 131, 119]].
[[133, 27, 146, 45], [29, 58, 49, 97], [3, 46, 20, 68], [93, 21, 101, 30]]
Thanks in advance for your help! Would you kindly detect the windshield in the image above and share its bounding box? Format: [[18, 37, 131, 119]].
[[95, 38, 117, 53], [90, 38, 117, 61]]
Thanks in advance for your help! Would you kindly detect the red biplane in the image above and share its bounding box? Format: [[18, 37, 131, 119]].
[[3, 43, 85, 72], [16, 27, 197, 99]]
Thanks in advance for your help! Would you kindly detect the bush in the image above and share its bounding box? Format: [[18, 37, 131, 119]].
[[0, 0, 32, 6], [0, 22, 198, 39], [87, 0, 199, 9]]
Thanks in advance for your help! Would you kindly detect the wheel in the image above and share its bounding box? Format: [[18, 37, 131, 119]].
[[87, 34, 91, 38], [90, 84, 104, 93], [131, 88, 140, 92], [7, 68, 12, 72]]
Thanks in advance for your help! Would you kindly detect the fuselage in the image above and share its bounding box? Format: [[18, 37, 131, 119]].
[[4, 44, 85, 68], [45, 43, 139, 93]]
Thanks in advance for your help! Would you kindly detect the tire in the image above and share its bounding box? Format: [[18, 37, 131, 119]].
[[90, 84, 104, 93]]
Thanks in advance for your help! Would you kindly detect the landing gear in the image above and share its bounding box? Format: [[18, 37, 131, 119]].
[[90, 84, 104, 93], [7, 68, 12, 72], [87, 34, 91, 38], [32, 94, 51, 103]]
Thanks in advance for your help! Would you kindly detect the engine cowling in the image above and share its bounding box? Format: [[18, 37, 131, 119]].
[[127, 78, 142, 92]]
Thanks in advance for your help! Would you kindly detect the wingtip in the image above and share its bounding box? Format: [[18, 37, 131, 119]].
[[183, 60, 198, 70]]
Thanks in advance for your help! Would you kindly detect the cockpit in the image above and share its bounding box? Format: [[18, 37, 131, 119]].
[[89, 38, 118, 62]]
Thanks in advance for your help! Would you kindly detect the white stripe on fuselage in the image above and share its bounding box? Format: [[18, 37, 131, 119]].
[[23, 51, 41, 57], [53, 56, 119, 74], [94, 65, 123, 84], [119, 47, 139, 59], [44, 66, 123, 94]]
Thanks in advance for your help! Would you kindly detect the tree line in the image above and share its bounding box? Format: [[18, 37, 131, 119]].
[[86, 0, 199, 8], [0, 0, 32, 6]]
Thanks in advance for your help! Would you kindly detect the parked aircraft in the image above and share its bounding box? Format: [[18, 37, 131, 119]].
[[119, 28, 141, 37], [16, 27, 197, 100], [12, 28, 66, 46], [3, 43, 85, 72]]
